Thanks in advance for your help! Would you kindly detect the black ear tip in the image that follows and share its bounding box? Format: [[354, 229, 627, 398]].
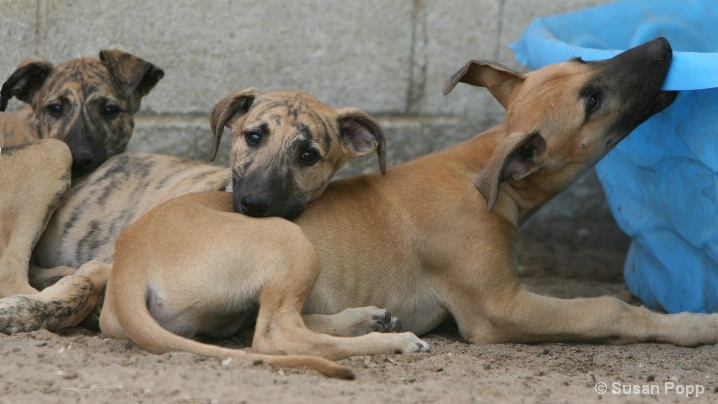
[[0, 87, 9, 111], [151, 68, 165, 80]]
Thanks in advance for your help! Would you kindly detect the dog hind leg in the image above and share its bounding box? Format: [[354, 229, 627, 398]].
[[0, 140, 72, 298], [460, 288, 718, 346]]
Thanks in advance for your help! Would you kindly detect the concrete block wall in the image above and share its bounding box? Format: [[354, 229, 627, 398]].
[[1, 0, 625, 248]]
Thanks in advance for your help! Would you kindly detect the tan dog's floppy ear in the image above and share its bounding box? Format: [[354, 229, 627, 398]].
[[443, 60, 525, 109], [0, 58, 54, 111], [336, 107, 387, 175], [476, 131, 546, 211], [99, 49, 164, 109], [208, 88, 261, 162]]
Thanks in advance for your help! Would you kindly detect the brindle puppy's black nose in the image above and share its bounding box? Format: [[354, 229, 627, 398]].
[[240, 194, 270, 217], [71, 152, 96, 177]]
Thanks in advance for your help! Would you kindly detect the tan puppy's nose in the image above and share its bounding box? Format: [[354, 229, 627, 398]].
[[239, 194, 270, 217]]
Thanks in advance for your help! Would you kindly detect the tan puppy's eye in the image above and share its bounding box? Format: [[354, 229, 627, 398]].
[[244, 130, 262, 146], [300, 149, 320, 165], [586, 92, 601, 113]]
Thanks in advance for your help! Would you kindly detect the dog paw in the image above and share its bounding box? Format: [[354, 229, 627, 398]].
[[306, 306, 406, 337], [395, 332, 431, 354], [367, 308, 402, 333]]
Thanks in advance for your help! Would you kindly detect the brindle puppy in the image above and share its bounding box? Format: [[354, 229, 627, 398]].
[[0, 50, 163, 176]]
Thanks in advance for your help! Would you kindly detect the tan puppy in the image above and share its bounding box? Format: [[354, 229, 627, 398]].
[[99, 90, 429, 379], [299, 38, 716, 345], [101, 192, 429, 379], [0, 50, 163, 176]]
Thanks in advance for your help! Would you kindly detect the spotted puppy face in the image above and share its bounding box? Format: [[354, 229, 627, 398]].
[[0, 50, 164, 177], [209, 89, 386, 220]]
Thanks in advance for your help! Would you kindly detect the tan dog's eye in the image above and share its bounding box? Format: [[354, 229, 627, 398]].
[[300, 149, 320, 165], [586, 92, 601, 113], [244, 131, 262, 146]]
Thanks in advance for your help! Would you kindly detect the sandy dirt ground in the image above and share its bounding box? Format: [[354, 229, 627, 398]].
[[1, 238, 716, 404]]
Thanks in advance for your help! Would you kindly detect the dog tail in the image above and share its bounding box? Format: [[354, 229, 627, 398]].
[[103, 279, 355, 380]]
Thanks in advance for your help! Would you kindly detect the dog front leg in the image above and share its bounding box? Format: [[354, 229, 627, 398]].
[[0, 260, 108, 334], [302, 306, 403, 337], [462, 288, 718, 346]]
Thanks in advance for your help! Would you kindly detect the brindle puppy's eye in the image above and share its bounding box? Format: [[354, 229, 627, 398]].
[[45, 103, 64, 118], [300, 149, 320, 166], [103, 104, 121, 120], [244, 131, 262, 146], [586, 92, 601, 113]]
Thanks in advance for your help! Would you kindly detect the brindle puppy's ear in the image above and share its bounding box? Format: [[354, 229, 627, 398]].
[[336, 107, 387, 175], [443, 60, 525, 109], [0, 58, 54, 111], [476, 131, 546, 211], [208, 88, 261, 162], [99, 49, 164, 110]]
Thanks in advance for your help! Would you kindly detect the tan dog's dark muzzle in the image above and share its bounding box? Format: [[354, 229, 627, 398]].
[[598, 37, 677, 135]]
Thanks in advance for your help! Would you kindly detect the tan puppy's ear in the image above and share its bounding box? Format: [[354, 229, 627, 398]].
[[443, 60, 525, 109], [0, 58, 54, 111], [99, 49, 164, 108], [336, 107, 387, 175], [208, 88, 261, 162], [476, 131, 546, 211]]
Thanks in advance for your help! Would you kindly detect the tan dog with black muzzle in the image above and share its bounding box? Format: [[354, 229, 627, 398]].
[[99, 89, 429, 379], [0, 49, 163, 177]]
